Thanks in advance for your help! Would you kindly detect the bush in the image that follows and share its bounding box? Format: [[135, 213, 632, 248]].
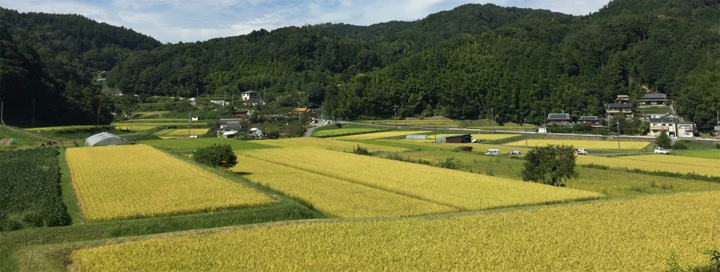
[[352, 145, 370, 155], [672, 140, 688, 150], [192, 144, 237, 168], [437, 157, 460, 170], [522, 145, 577, 187]]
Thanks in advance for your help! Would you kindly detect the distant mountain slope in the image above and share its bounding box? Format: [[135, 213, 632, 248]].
[[3, 0, 720, 129], [0, 7, 161, 126]]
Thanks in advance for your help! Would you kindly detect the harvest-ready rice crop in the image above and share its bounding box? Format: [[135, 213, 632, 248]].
[[578, 154, 720, 177], [154, 128, 209, 136], [505, 139, 650, 150], [70, 192, 720, 271], [25, 125, 98, 131], [113, 125, 157, 131], [239, 147, 602, 210], [65, 145, 274, 221], [232, 155, 455, 217], [338, 130, 431, 140], [141, 138, 272, 151], [255, 137, 407, 152]]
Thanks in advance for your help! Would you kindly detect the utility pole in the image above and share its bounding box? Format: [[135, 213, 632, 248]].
[[96, 103, 101, 127], [616, 119, 621, 150], [31, 98, 36, 127], [394, 104, 397, 127], [524, 117, 528, 148], [0, 101, 5, 126], [491, 108, 495, 134], [188, 111, 192, 136], [331, 115, 335, 140]]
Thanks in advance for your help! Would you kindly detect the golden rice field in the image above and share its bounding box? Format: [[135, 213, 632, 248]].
[[155, 128, 209, 136], [232, 155, 455, 217], [505, 139, 650, 150], [113, 124, 158, 131], [254, 137, 407, 152], [25, 125, 98, 131], [239, 147, 602, 210], [338, 130, 431, 139], [65, 145, 274, 221], [70, 192, 720, 271], [577, 154, 720, 177]]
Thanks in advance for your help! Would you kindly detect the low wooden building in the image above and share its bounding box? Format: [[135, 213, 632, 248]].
[[444, 134, 471, 144]]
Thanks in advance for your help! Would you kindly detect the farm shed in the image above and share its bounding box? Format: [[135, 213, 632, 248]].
[[219, 118, 243, 131], [85, 132, 130, 147], [406, 134, 428, 140], [445, 134, 471, 144]]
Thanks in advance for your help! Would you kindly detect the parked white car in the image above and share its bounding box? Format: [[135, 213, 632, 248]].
[[654, 147, 671, 154], [574, 148, 588, 155], [485, 149, 500, 156]]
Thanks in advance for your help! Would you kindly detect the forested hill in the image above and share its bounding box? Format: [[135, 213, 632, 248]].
[[3, 0, 720, 130], [0, 7, 161, 126], [105, 0, 720, 130]]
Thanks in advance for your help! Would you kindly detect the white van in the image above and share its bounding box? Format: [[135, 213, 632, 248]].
[[485, 149, 500, 156]]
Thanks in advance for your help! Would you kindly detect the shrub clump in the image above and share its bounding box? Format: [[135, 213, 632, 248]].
[[192, 144, 237, 168]]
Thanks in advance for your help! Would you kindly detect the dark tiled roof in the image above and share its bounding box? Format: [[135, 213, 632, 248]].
[[246, 98, 265, 104], [649, 117, 677, 123], [579, 116, 599, 121], [639, 93, 669, 101], [547, 113, 570, 120], [605, 103, 633, 109]]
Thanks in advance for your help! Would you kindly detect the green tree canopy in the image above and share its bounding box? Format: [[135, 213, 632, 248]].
[[521, 145, 578, 187]]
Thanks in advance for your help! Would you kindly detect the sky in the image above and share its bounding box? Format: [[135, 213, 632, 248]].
[[0, 0, 610, 43]]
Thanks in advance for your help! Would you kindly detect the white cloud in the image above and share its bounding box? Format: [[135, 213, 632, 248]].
[[0, 0, 611, 43]]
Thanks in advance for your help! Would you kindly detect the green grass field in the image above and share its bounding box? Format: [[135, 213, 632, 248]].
[[673, 149, 720, 159], [0, 126, 49, 148], [312, 124, 385, 137]]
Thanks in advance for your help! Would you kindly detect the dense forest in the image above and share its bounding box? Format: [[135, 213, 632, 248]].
[[2, 0, 720, 130], [0, 7, 160, 126]]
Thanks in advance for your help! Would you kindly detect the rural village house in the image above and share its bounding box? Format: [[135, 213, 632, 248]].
[[545, 113, 573, 127], [638, 93, 671, 108], [604, 103, 634, 119]]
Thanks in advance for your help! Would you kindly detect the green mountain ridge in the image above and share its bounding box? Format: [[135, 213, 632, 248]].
[[2, 0, 720, 130]]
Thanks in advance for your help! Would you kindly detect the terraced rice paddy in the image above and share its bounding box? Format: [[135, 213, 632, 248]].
[[65, 145, 274, 221], [141, 138, 272, 151], [25, 125, 98, 131], [113, 124, 158, 131], [338, 130, 431, 139], [155, 128, 209, 137], [70, 192, 720, 271], [232, 155, 455, 217], [505, 139, 650, 150], [256, 137, 407, 152], [578, 154, 720, 177], [239, 147, 602, 210]]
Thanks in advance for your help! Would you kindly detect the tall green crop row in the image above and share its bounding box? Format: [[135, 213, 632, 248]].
[[0, 148, 71, 231]]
